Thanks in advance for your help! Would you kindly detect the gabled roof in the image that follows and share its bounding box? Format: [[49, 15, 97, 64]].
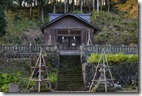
[[49, 13, 91, 22], [40, 13, 99, 32]]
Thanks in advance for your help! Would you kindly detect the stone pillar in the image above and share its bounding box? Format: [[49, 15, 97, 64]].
[[8, 83, 20, 92]]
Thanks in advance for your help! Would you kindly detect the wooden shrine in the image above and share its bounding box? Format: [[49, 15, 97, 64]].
[[40, 13, 99, 50]]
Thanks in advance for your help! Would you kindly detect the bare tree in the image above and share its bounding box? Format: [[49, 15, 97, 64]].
[[92, 0, 95, 11], [97, 0, 99, 12], [53, 0, 56, 13], [37, 0, 41, 16], [80, 0, 83, 12], [108, 0, 110, 12], [64, 0, 67, 13], [30, 3, 32, 16], [67, 0, 69, 12], [41, 0, 44, 23], [100, 0, 102, 11], [72, 0, 75, 11]]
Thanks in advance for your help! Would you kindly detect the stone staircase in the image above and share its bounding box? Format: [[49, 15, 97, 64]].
[[57, 55, 84, 91]]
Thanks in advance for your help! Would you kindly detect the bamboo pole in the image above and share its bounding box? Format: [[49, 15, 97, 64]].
[[89, 52, 104, 91], [102, 49, 107, 92]]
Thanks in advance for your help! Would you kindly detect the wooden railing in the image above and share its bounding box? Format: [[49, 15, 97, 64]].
[[0, 44, 138, 55], [81, 44, 138, 54], [0, 44, 57, 53]]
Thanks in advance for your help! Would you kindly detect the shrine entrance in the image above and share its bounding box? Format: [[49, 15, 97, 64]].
[[57, 29, 81, 50]]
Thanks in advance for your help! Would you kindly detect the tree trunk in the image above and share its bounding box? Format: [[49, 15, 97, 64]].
[[19, 0, 22, 7], [53, 0, 56, 13], [37, 0, 41, 16], [34, 0, 36, 6], [30, 4, 32, 16], [80, 0, 83, 12], [67, 0, 69, 12], [23, 0, 26, 7], [72, 0, 75, 11], [41, 0, 44, 23], [97, 0, 99, 12], [100, 0, 102, 11], [64, 0, 67, 13], [92, 0, 95, 11], [108, 0, 110, 12], [89, 6, 91, 12]]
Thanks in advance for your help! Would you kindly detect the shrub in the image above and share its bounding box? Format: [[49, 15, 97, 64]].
[[0, 73, 20, 92], [87, 53, 138, 64], [87, 53, 138, 87]]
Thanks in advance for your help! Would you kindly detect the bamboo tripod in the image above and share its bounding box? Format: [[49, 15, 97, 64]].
[[89, 49, 115, 92], [26, 47, 52, 92]]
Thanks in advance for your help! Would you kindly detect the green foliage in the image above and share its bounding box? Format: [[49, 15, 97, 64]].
[[0, 9, 7, 36], [72, 10, 84, 14], [106, 53, 128, 63], [91, 11, 138, 45], [127, 54, 138, 63], [87, 53, 138, 87], [0, 60, 31, 92], [87, 53, 99, 63], [49, 71, 57, 84], [0, 73, 20, 92], [87, 53, 138, 64], [49, 68, 57, 88], [0, 10, 43, 44]]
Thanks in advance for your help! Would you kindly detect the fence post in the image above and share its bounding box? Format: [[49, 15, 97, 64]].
[[121, 44, 124, 53], [135, 45, 138, 54], [30, 43, 32, 53], [108, 44, 111, 54], [95, 44, 99, 54]]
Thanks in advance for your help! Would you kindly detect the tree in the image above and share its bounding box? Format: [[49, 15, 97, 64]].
[[115, 0, 138, 19], [71, 0, 75, 11], [36, 0, 49, 23], [93, 0, 95, 11], [53, 0, 56, 13], [41, 0, 44, 23], [0, 1, 7, 36], [64, 0, 67, 13], [0, 10, 7, 36], [97, 0, 99, 12], [80, 0, 83, 12]]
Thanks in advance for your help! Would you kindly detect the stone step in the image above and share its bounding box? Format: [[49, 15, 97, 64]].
[[57, 74, 84, 80], [58, 78, 83, 81], [57, 55, 84, 91], [58, 79, 83, 82], [57, 82, 84, 91], [58, 73, 82, 75], [59, 66, 81, 69]]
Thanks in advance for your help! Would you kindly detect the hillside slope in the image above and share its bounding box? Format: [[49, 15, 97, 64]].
[[91, 11, 138, 45], [0, 11, 138, 45]]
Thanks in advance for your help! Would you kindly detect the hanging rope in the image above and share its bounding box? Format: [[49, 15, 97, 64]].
[[48, 34, 52, 45], [87, 29, 93, 45]]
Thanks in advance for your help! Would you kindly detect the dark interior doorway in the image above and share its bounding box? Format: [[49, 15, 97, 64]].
[[57, 30, 81, 50], [57, 36, 81, 50]]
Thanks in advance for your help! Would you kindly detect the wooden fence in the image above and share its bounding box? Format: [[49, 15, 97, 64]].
[[81, 44, 138, 55], [0, 44, 57, 53], [0, 44, 138, 55]]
